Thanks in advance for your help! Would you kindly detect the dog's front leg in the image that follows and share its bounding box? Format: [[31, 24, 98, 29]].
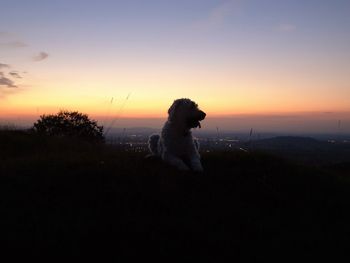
[[189, 156, 203, 172], [162, 152, 190, 171]]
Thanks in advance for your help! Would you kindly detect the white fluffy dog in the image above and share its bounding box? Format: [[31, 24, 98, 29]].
[[148, 98, 206, 172]]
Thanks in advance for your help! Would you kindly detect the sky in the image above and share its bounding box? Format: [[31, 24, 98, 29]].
[[0, 0, 350, 132]]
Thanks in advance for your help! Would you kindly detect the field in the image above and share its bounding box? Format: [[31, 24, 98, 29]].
[[1, 130, 349, 260]]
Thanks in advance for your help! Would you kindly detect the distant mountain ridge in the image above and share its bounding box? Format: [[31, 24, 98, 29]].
[[245, 136, 350, 164]]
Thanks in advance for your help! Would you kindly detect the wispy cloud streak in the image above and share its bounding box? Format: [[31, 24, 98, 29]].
[[0, 63, 10, 69], [0, 62, 21, 88], [33, 51, 49, 61], [0, 73, 17, 88], [9, 71, 22, 78], [0, 41, 28, 48], [192, 0, 239, 31]]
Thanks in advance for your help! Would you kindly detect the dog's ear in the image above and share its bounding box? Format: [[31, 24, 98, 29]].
[[168, 99, 180, 121]]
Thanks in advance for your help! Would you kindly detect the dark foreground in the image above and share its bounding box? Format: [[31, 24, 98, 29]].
[[1, 130, 350, 260]]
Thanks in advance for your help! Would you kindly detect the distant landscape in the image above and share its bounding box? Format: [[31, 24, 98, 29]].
[[104, 127, 350, 165]]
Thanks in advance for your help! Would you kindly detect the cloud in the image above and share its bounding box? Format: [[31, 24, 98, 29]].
[[0, 63, 10, 69], [33, 51, 49, 61], [9, 71, 22, 78], [0, 73, 17, 88], [0, 41, 28, 48], [192, 0, 239, 31], [0, 65, 21, 88], [277, 24, 296, 32]]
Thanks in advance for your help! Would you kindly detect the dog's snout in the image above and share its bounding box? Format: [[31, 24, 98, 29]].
[[199, 111, 206, 120]]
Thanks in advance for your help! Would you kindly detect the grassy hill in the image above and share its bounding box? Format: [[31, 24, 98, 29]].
[[1, 130, 349, 260]]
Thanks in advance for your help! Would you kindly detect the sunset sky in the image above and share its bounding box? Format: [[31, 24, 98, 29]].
[[1, 0, 349, 132]]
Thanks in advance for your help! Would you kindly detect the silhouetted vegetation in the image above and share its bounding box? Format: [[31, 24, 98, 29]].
[[0, 129, 349, 260], [32, 110, 104, 142]]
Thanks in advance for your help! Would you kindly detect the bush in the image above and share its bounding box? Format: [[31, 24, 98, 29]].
[[32, 110, 104, 142]]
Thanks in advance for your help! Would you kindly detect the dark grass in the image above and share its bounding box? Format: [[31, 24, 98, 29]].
[[1, 130, 350, 260]]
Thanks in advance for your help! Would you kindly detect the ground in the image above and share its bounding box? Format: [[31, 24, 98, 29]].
[[0, 130, 349, 260]]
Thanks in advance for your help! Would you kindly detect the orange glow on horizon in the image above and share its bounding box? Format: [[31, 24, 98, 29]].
[[1, 70, 349, 119]]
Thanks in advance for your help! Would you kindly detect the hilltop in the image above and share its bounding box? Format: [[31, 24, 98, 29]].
[[0, 130, 349, 260]]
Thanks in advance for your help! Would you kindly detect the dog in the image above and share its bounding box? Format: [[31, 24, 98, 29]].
[[148, 98, 206, 172]]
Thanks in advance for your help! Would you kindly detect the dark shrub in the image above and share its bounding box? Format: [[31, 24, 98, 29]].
[[32, 110, 104, 142]]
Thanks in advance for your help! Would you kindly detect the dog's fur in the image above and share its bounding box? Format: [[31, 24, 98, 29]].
[[148, 98, 206, 172]]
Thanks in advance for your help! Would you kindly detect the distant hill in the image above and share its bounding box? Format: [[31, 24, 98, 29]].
[[248, 136, 326, 151], [246, 136, 350, 165]]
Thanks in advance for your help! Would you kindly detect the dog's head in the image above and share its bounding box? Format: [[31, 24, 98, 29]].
[[168, 98, 206, 129]]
